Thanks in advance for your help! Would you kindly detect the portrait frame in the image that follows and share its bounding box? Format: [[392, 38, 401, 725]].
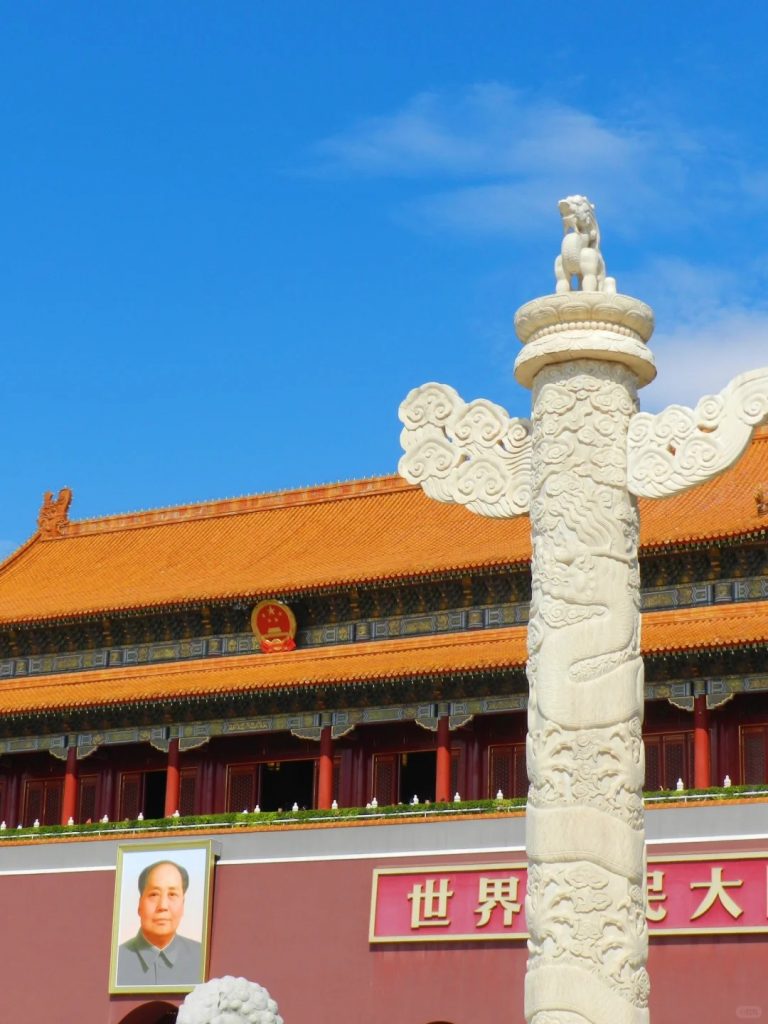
[[108, 839, 215, 995]]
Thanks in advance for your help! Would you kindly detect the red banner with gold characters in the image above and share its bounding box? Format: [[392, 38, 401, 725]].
[[369, 854, 768, 943]]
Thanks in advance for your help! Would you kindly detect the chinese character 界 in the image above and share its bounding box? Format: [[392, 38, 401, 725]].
[[690, 866, 744, 921], [407, 877, 454, 929], [646, 870, 668, 923], [475, 876, 521, 928]]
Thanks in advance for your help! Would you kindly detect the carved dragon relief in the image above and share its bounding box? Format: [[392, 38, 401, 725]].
[[524, 361, 649, 1024]]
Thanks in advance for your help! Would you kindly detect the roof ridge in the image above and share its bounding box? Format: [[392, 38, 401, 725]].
[[60, 474, 410, 538], [37, 427, 768, 541]]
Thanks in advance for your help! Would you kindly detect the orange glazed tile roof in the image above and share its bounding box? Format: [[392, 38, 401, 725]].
[[0, 427, 766, 625], [641, 601, 768, 653], [0, 628, 527, 715], [0, 603, 764, 716], [639, 425, 768, 550]]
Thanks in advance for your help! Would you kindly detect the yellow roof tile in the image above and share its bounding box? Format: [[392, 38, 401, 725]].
[[642, 601, 768, 653], [0, 603, 764, 716], [0, 628, 527, 715], [0, 428, 765, 625]]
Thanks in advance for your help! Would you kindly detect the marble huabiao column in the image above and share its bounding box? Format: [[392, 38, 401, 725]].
[[398, 193, 768, 1024], [514, 284, 655, 1024]]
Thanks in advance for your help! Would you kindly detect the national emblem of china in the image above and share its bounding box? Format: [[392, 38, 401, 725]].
[[251, 600, 297, 653]]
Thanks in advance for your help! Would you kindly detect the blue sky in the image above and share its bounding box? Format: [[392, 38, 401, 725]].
[[1, 3, 767, 554]]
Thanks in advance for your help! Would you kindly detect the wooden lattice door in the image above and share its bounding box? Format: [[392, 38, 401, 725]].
[[371, 753, 398, 805], [644, 732, 693, 790], [179, 767, 198, 816], [227, 764, 259, 812], [77, 774, 99, 823], [488, 743, 527, 798], [119, 771, 144, 820], [22, 778, 63, 826], [742, 725, 768, 785]]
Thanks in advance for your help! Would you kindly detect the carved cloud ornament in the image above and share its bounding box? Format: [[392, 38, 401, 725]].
[[627, 368, 768, 498], [398, 381, 532, 517]]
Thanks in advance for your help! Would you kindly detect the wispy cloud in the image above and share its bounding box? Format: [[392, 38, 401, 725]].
[[318, 85, 644, 179], [315, 84, 702, 237], [316, 85, 768, 408], [643, 308, 768, 410], [625, 257, 768, 410]]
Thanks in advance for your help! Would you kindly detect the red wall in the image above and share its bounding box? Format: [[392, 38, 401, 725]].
[[2, 838, 768, 1023]]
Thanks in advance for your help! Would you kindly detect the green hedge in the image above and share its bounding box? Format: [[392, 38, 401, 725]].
[[2, 785, 767, 842], [0, 798, 522, 841]]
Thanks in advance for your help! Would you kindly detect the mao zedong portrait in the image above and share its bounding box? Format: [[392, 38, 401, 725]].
[[116, 860, 203, 988]]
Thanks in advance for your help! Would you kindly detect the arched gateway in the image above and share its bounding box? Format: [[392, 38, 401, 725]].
[[116, 1001, 178, 1024]]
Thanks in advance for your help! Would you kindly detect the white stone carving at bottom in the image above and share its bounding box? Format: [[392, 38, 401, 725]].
[[176, 975, 284, 1024], [525, 361, 649, 1024], [531, 1016, 591, 1024]]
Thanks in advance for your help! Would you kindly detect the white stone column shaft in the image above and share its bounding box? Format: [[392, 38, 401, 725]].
[[523, 358, 649, 1024]]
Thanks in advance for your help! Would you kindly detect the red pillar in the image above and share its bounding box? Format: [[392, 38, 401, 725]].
[[694, 695, 711, 789], [317, 726, 334, 810], [436, 714, 451, 802], [164, 738, 181, 816], [61, 746, 79, 824], [6, 773, 19, 828]]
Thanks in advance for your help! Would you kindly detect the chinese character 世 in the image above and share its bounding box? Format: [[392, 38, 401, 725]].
[[646, 870, 668, 923], [475, 876, 521, 928], [407, 878, 454, 929], [690, 866, 744, 921]]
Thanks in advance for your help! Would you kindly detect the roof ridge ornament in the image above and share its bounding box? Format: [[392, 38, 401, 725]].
[[755, 483, 768, 517], [37, 487, 73, 539]]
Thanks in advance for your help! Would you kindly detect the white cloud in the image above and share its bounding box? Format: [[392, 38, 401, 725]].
[[315, 84, 700, 237], [316, 85, 768, 407], [642, 307, 768, 410], [318, 86, 645, 179], [619, 257, 768, 409]]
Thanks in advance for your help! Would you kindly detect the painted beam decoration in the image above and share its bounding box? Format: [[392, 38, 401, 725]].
[[370, 854, 768, 943], [399, 195, 768, 1024]]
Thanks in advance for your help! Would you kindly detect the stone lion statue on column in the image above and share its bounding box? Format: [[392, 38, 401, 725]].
[[176, 976, 284, 1024], [554, 194, 616, 294]]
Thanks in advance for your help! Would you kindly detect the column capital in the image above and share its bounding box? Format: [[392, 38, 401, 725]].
[[514, 292, 656, 389]]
